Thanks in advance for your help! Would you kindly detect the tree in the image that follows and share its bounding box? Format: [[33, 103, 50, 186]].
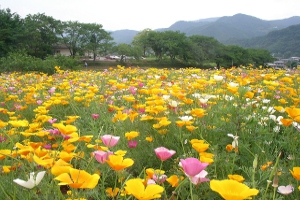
[[146, 31, 165, 61], [81, 23, 113, 61], [162, 31, 189, 62], [189, 35, 224, 66], [57, 21, 87, 58], [0, 8, 24, 58], [22, 13, 59, 59], [116, 43, 133, 62], [247, 49, 274, 67], [98, 36, 116, 57], [132, 28, 152, 57]]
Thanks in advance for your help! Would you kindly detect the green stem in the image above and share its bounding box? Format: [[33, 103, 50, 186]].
[[252, 154, 258, 200], [159, 161, 163, 171], [262, 152, 281, 200], [272, 186, 277, 200], [178, 127, 186, 156], [230, 151, 237, 174], [190, 181, 194, 200]]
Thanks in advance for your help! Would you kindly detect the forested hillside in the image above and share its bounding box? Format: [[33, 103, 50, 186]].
[[232, 24, 300, 57]]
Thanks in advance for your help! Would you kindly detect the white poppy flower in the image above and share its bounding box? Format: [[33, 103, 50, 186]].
[[199, 98, 209, 104], [227, 134, 239, 148], [169, 100, 178, 107], [13, 171, 46, 189], [262, 99, 270, 103], [228, 82, 239, 87], [178, 116, 193, 121], [213, 75, 223, 81]]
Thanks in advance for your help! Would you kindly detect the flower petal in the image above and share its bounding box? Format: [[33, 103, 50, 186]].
[[35, 171, 46, 185], [13, 179, 35, 189]]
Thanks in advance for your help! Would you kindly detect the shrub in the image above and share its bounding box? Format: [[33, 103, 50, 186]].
[[0, 51, 81, 74]]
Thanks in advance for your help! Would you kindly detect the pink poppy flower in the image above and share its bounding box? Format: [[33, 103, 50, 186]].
[[138, 82, 144, 87], [48, 87, 56, 94], [94, 151, 113, 164], [179, 157, 209, 177], [48, 118, 57, 124], [36, 100, 43, 105], [189, 170, 210, 185], [278, 185, 294, 195], [0, 135, 7, 142], [101, 134, 120, 148], [129, 86, 137, 95], [153, 174, 167, 184], [154, 147, 176, 161], [128, 140, 138, 148], [43, 144, 52, 150], [92, 114, 100, 119]]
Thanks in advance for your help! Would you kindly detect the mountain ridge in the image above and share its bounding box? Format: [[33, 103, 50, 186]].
[[110, 13, 300, 54]]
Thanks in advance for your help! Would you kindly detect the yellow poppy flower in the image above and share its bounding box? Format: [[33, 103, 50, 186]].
[[145, 136, 153, 142], [0, 149, 12, 160], [33, 155, 54, 168], [51, 159, 73, 176], [228, 174, 245, 183], [280, 118, 293, 126], [145, 168, 165, 180], [55, 168, 100, 189], [285, 107, 300, 122], [0, 120, 8, 128], [124, 178, 164, 200], [166, 175, 184, 187], [106, 155, 134, 171], [8, 119, 29, 128], [112, 111, 128, 122], [190, 108, 206, 118], [125, 131, 140, 140], [290, 167, 300, 180], [114, 150, 127, 156], [52, 123, 77, 135], [65, 115, 80, 124], [210, 179, 259, 200], [186, 125, 198, 132], [59, 151, 76, 162], [192, 142, 209, 153], [106, 187, 120, 197]]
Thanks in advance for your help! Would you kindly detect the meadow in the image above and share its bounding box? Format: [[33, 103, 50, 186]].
[[0, 65, 299, 200]]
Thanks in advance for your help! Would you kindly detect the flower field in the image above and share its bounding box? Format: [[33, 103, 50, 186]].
[[0, 65, 300, 200]]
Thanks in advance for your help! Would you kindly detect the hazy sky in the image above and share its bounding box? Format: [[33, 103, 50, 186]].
[[1, 0, 299, 31]]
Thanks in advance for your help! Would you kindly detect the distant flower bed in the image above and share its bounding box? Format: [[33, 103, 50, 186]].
[[0, 65, 300, 199]]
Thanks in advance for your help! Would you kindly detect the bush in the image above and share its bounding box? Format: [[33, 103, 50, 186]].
[[0, 51, 82, 74]]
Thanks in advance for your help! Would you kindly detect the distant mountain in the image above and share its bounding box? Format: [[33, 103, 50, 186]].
[[110, 29, 139, 44], [232, 24, 300, 57], [156, 17, 219, 33], [109, 14, 300, 45], [187, 14, 300, 43]]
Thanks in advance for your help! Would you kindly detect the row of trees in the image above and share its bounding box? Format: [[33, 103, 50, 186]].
[[0, 8, 114, 60], [131, 29, 274, 67], [1, 8, 274, 68]]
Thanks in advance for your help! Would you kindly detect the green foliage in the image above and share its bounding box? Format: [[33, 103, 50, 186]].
[[21, 13, 60, 59], [0, 52, 81, 74], [0, 8, 24, 58], [82, 23, 113, 61]]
